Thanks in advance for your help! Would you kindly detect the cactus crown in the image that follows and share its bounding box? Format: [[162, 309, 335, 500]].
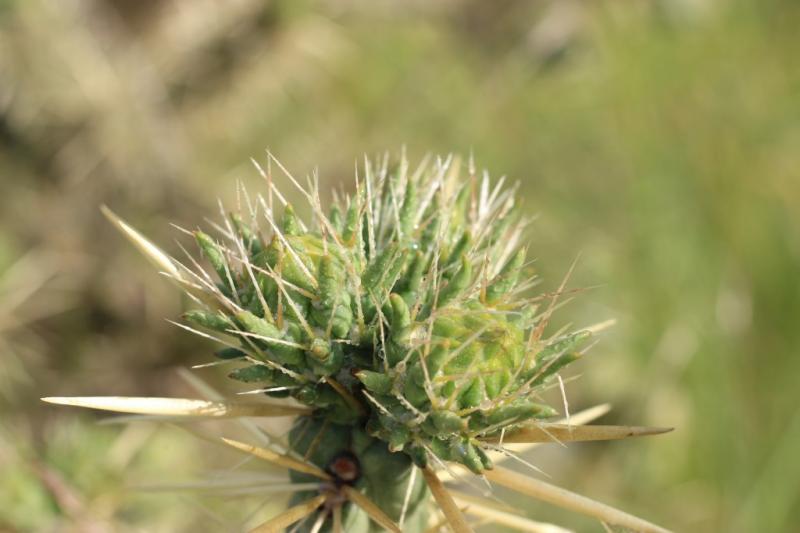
[[184, 154, 585, 478], [48, 153, 672, 533]]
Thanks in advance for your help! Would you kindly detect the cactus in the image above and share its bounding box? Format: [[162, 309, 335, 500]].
[[44, 153, 672, 532]]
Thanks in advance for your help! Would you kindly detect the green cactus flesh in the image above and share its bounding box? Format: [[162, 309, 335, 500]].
[[183, 156, 590, 527]]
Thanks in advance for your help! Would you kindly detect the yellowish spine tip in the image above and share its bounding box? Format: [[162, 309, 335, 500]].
[[100, 205, 183, 280]]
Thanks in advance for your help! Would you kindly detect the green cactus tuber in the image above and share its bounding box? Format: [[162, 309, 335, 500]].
[[193, 156, 582, 478], [45, 153, 673, 533]]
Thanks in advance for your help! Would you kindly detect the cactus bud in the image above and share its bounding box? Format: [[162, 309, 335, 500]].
[[184, 309, 233, 332], [194, 231, 227, 280], [85, 154, 672, 533]]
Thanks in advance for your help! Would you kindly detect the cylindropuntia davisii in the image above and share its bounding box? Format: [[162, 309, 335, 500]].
[[44, 153, 672, 532]]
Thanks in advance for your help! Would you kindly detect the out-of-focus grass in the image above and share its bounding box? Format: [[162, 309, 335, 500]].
[[1, 0, 798, 531]]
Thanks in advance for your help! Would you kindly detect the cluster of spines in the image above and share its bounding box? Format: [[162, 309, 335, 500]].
[[43, 154, 673, 533], [174, 154, 588, 473]]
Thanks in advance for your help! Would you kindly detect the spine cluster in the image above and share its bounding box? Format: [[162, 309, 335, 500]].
[[169, 158, 589, 531], [183, 155, 587, 481], [48, 153, 672, 533]]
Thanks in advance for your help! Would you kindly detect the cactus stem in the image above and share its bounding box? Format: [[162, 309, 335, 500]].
[[394, 391, 426, 420], [434, 368, 505, 384], [233, 234, 275, 323], [511, 353, 579, 404], [262, 211, 319, 291], [361, 390, 395, 419], [86, 154, 672, 532], [217, 242, 243, 308], [170, 239, 237, 309], [274, 278, 316, 337], [372, 301, 392, 373], [230, 330, 306, 350], [441, 326, 492, 409], [362, 158, 378, 262], [168, 320, 305, 382]]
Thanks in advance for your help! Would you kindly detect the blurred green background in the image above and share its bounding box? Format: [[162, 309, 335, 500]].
[[1, 0, 798, 531]]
